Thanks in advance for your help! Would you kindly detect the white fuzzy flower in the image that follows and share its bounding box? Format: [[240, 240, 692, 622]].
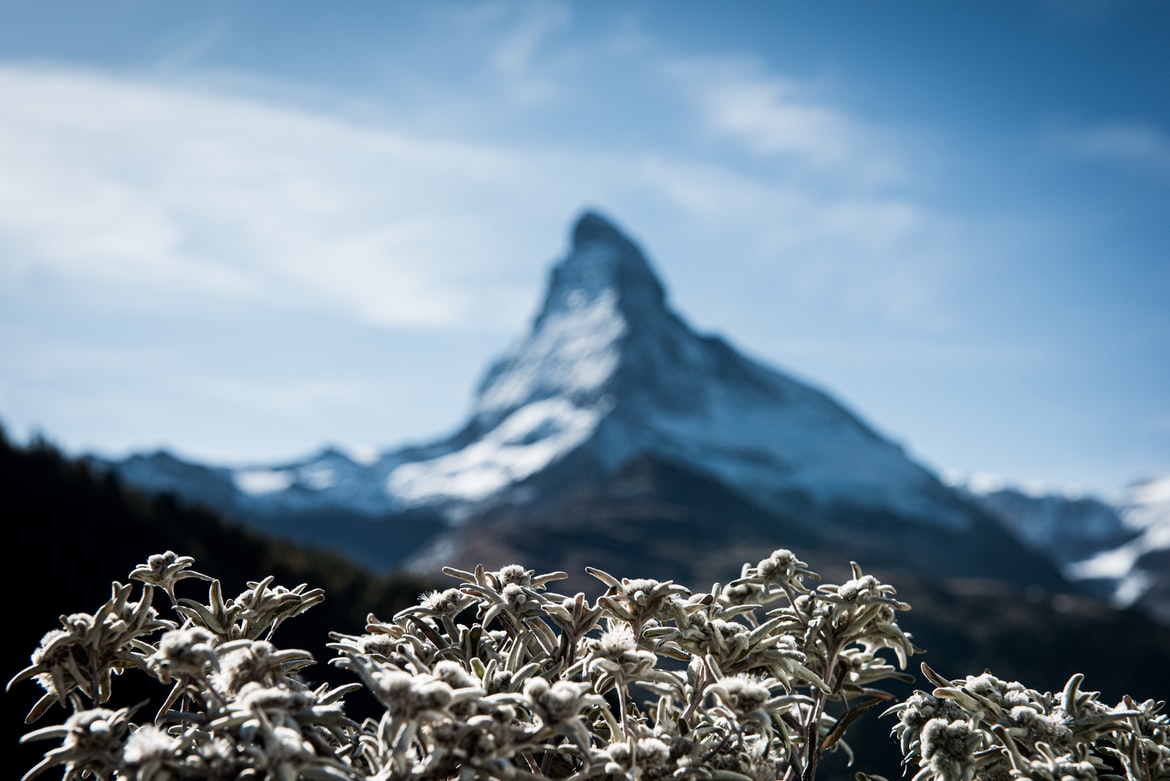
[[148, 627, 217, 683], [122, 724, 175, 766]]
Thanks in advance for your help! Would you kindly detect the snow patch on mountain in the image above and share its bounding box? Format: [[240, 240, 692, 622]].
[[335, 443, 382, 467], [386, 399, 601, 504], [474, 288, 625, 422], [1125, 476, 1170, 529], [948, 470, 1090, 501], [234, 448, 359, 497], [235, 469, 297, 495], [957, 472, 1170, 614], [1064, 476, 1170, 606]]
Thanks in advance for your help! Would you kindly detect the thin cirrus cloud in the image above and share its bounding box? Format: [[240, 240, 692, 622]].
[[663, 57, 911, 186], [1056, 122, 1170, 178], [415, 0, 576, 109], [628, 153, 954, 330], [482, 1, 572, 82]]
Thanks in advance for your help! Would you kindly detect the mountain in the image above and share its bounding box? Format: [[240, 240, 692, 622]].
[[959, 474, 1170, 622], [91, 210, 1071, 595], [394, 211, 970, 530]]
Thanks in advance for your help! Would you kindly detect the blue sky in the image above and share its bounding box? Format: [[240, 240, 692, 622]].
[[0, 1, 1167, 500]]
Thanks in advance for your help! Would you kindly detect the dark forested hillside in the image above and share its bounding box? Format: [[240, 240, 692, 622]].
[[1, 427, 438, 772]]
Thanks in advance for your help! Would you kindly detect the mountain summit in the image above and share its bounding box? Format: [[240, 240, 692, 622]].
[[547, 210, 667, 324], [92, 209, 1069, 592], [470, 210, 652, 430]]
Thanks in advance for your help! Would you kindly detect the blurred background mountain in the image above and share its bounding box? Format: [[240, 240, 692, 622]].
[[74, 210, 1170, 629]]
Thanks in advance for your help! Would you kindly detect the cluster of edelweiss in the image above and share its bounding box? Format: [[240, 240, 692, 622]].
[[9, 549, 1170, 781]]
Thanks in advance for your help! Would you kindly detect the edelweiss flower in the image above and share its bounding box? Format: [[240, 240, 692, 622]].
[[19, 706, 134, 781], [523, 677, 597, 725], [420, 588, 471, 616], [122, 724, 176, 767], [589, 626, 657, 677], [919, 718, 982, 781], [707, 675, 773, 716], [213, 640, 314, 695], [495, 565, 532, 588], [129, 551, 211, 600], [147, 627, 218, 683], [605, 736, 673, 776]]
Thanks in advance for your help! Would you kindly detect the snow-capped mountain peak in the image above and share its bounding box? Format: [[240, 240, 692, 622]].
[[89, 207, 1112, 602], [394, 212, 658, 507], [539, 210, 666, 326], [97, 209, 997, 546], [377, 210, 975, 530]]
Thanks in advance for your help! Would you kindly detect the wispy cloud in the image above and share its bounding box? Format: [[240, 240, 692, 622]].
[[150, 23, 229, 78], [629, 154, 956, 328], [664, 57, 910, 186], [426, 0, 574, 107], [484, 0, 571, 80], [0, 65, 529, 329], [1054, 121, 1170, 178]]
